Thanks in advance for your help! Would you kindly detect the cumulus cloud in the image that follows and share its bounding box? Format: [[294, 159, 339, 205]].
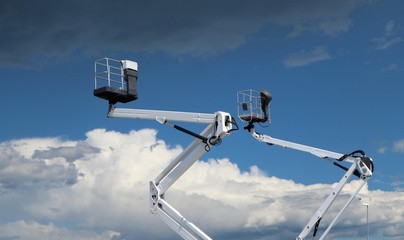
[[0, 0, 370, 66], [0, 144, 77, 192], [283, 46, 331, 67], [1, 128, 404, 240], [0, 221, 119, 240], [33, 141, 100, 162]]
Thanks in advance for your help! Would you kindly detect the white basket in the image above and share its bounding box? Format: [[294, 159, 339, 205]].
[[237, 89, 271, 124], [94, 57, 125, 90]]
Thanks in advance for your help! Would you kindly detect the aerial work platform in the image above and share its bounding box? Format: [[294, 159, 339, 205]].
[[93, 58, 374, 240], [94, 58, 138, 104], [237, 89, 272, 124]]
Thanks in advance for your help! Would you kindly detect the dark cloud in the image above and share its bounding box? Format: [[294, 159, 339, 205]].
[[0, 0, 370, 66], [0, 236, 20, 240], [0, 144, 79, 191], [32, 141, 100, 162]]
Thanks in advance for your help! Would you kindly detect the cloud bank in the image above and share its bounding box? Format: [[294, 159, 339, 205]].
[[1, 128, 404, 239], [0, 0, 370, 66]]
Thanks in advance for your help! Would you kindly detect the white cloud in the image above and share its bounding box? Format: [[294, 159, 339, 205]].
[[372, 20, 402, 50], [283, 46, 331, 67], [0, 221, 119, 240], [379, 139, 404, 154], [385, 20, 396, 37], [385, 63, 399, 71], [0, 144, 76, 192], [393, 139, 404, 153], [33, 141, 99, 162], [391, 180, 404, 192], [1, 128, 404, 239], [318, 18, 352, 36], [377, 147, 387, 154], [374, 37, 402, 50]]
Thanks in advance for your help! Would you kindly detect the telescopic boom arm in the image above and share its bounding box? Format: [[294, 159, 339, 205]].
[[238, 89, 374, 240], [109, 106, 235, 240], [94, 58, 238, 240], [247, 125, 373, 240]]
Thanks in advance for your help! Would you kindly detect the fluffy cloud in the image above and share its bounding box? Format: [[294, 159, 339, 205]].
[[0, 0, 370, 66], [0, 128, 403, 240], [0, 221, 119, 240], [33, 141, 99, 163], [0, 143, 76, 192]]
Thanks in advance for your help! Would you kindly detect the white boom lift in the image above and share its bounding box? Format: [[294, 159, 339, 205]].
[[93, 58, 373, 239], [93, 58, 238, 240], [237, 90, 374, 240]]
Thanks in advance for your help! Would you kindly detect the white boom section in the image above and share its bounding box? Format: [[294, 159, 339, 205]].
[[150, 124, 216, 240], [109, 106, 234, 240], [108, 107, 216, 124], [297, 162, 370, 240], [318, 178, 368, 240], [249, 129, 347, 162], [247, 127, 372, 240]]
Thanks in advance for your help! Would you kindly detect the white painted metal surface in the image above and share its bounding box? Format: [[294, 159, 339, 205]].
[[109, 107, 233, 240], [247, 126, 373, 240]]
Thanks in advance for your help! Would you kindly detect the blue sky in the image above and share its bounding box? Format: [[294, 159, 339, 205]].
[[1, 0, 404, 239]]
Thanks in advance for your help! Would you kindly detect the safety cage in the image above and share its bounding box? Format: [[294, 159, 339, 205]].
[[93, 57, 138, 104], [237, 89, 271, 124]]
